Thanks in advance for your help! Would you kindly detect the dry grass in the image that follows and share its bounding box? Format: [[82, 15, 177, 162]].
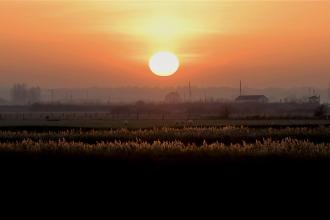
[[0, 126, 329, 144], [0, 138, 330, 159]]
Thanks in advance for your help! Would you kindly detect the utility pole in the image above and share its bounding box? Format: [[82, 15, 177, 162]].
[[70, 91, 73, 103], [328, 83, 330, 104], [183, 91, 186, 102], [49, 89, 54, 103], [240, 80, 242, 96], [66, 91, 69, 102], [189, 81, 192, 102]]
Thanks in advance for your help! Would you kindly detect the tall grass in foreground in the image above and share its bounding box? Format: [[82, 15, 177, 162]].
[[1, 138, 330, 159], [0, 126, 330, 143]]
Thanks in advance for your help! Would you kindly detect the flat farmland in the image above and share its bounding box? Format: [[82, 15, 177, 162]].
[[0, 118, 330, 129]]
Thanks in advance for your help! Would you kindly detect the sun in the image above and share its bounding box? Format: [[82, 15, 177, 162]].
[[149, 51, 180, 76]]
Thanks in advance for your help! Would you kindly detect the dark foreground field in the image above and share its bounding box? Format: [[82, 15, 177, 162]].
[[2, 149, 330, 192], [0, 122, 330, 185]]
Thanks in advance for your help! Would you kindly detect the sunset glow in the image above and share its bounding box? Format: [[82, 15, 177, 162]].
[[0, 1, 330, 87]]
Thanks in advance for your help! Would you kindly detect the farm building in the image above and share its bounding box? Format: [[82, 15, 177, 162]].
[[235, 95, 269, 103]]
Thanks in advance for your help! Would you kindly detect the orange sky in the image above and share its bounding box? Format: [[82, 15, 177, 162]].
[[0, 0, 330, 88]]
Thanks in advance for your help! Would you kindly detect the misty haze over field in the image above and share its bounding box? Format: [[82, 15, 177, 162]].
[[0, 85, 329, 104]]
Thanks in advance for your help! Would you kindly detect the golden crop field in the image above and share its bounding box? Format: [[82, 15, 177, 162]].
[[0, 126, 329, 159]]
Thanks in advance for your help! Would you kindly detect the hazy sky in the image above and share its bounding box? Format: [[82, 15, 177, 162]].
[[0, 0, 330, 88]]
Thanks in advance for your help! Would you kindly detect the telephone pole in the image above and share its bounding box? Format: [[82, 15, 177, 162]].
[[328, 83, 330, 104], [189, 81, 192, 101], [49, 89, 54, 103]]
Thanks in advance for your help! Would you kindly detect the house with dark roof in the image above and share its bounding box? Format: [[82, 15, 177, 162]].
[[235, 95, 268, 103]]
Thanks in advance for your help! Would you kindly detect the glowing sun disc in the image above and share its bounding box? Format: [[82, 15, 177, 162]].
[[149, 51, 179, 76]]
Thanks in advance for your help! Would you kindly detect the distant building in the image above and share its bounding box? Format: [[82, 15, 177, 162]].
[[308, 95, 320, 104], [10, 84, 41, 104], [235, 95, 269, 103]]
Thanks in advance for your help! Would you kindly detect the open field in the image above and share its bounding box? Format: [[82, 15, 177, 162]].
[[1, 119, 330, 179], [1, 126, 330, 144], [0, 123, 329, 157], [1, 123, 330, 185], [1, 118, 330, 188], [0, 119, 330, 129], [1, 138, 330, 160]]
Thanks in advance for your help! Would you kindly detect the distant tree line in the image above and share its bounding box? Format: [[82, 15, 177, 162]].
[[10, 84, 41, 105]]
